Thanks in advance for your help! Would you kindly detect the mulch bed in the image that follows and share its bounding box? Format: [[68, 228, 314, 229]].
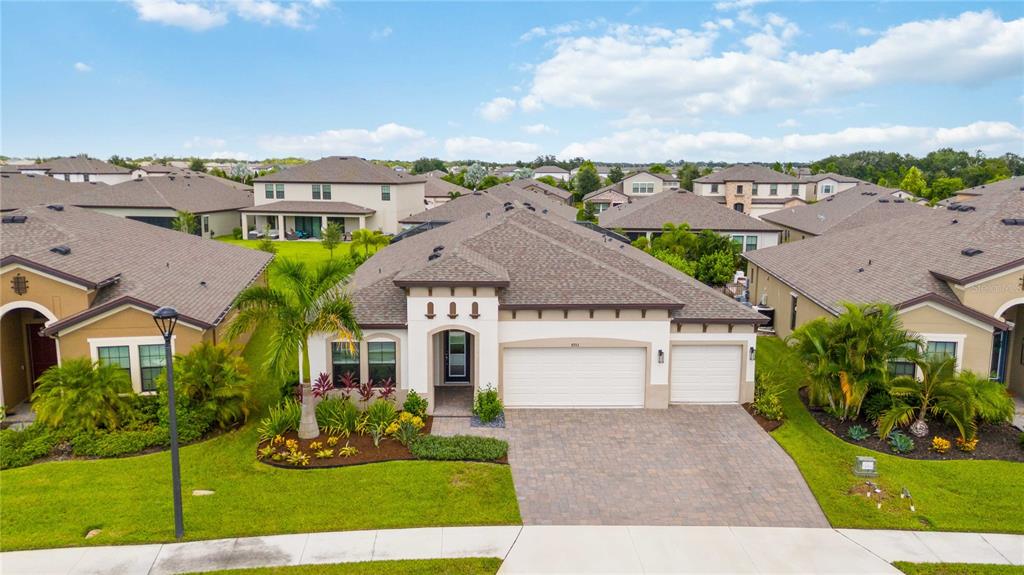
[[799, 388, 1024, 462], [260, 417, 434, 469], [742, 403, 784, 432]]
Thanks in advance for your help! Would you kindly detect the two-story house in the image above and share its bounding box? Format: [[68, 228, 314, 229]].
[[799, 172, 864, 200], [244, 156, 426, 238], [582, 171, 678, 212], [693, 164, 808, 219], [15, 155, 133, 185]]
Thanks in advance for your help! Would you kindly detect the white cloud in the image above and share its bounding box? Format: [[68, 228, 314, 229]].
[[777, 118, 799, 128], [521, 11, 1024, 118], [714, 0, 770, 11], [444, 137, 540, 162], [519, 19, 603, 42], [371, 26, 392, 40], [522, 123, 556, 135], [559, 121, 1023, 162], [478, 97, 517, 122], [73, 62, 92, 73], [258, 123, 431, 157], [233, 0, 306, 28], [131, 0, 228, 31]]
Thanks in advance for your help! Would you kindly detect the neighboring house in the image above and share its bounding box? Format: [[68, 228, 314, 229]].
[[597, 189, 782, 251], [693, 164, 808, 219], [248, 156, 426, 238], [799, 172, 864, 200], [15, 155, 133, 185], [399, 182, 577, 227], [493, 165, 519, 178], [423, 176, 470, 209], [743, 177, 1024, 396], [761, 183, 927, 242], [307, 205, 766, 412], [1, 171, 254, 237], [131, 164, 177, 178], [533, 165, 571, 182], [571, 165, 615, 180], [582, 171, 679, 212], [505, 178, 573, 205], [0, 205, 272, 408]]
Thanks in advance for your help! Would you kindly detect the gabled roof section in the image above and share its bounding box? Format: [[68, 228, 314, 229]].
[[29, 156, 130, 175], [424, 176, 470, 199], [800, 172, 864, 184], [598, 190, 780, 232], [509, 178, 572, 202], [761, 183, 925, 236], [254, 156, 427, 185], [400, 183, 576, 224], [695, 164, 800, 184], [534, 165, 569, 174], [583, 181, 627, 202], [393, 248, 510, 287]]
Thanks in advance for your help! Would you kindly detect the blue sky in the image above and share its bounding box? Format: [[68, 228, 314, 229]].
[[2, 1, 1022, 162]]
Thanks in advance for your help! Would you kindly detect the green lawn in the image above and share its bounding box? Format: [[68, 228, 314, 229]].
[[0, 324, 520, 552], [187, 558, 502, 575], [215, 237, 353, 267], [759, 337, 1024, 534], [894, 563, 1024, 575]]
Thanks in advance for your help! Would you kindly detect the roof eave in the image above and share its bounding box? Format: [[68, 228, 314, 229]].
[[392, 279, 511, 288], [42, 296, 214, 337]]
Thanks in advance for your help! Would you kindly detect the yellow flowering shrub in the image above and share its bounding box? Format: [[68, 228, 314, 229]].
[[956, 436, 978, 452], [931, 437, 951, 453]]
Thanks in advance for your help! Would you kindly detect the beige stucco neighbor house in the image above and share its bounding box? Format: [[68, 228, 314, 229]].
[[14, 155, 133, 185], [308, 203, 766, 413], [0, 205, 272, 410], [422, 172, 469, 209], [246, 156, 427, 238], [799, 172, 864, 200], [744, 177, 1024, 396], [597, 189, 782, 251], [761, 183, 928, 242], [399, 182, 578, 228], [693, 164, 808, 219], [583, 171, 680, 212]]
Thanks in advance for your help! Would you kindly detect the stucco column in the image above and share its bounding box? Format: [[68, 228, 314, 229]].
[[321, 215, 328, 232], [358, 215, 366, 230], [241, 213, 247, 235], [276, 215, 284, 238]]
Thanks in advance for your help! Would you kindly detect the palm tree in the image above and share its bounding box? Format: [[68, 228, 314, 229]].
[[227, 258, 360, 438], [171, 211, 198, 235], [350, 229, 389, 258], [788, 318, 840, 411], [32, 358, 132, 431], [877, 354, 975, 440]]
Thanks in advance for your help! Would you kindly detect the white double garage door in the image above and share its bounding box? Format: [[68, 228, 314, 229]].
[[502, 344, 742, 408]]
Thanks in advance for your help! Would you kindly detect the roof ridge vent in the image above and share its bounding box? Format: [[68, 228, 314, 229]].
[[50, 245, 71, 255], [961, 247, 983, 257]]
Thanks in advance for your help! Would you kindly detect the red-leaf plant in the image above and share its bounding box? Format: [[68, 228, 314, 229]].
[[311, 372, 332, 400], [357, 379, 377, 403], [377, 378, 396, 401], [339, 371, 358, 399]]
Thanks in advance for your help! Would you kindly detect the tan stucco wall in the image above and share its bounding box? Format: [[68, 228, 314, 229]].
[[57, 307, 207, 360], [950, 267, 1024, 317], [1, 311, 31, 406], [897, 304, 993, 376], [772, 223, 813, 243], [622, 173, 665, 197], [1, 267, 92, 319], [747, 265, 832, 337]]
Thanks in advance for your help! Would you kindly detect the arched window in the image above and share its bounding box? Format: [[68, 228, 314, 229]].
[[448, 301, 458, 318], [733, 203, 744, 213], [471, 302, 480, 318], [425, 302, 435, 318]]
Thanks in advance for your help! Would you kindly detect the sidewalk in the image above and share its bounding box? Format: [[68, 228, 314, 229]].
[[1, 525, 1021, 575]]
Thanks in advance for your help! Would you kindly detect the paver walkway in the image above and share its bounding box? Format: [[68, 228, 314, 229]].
[[3, 526, 1020, 574], [434, 405, 828, 527]]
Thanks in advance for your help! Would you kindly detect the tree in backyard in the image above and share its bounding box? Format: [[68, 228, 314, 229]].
[[188, 157, 206, 172], [321, 222, 343, 258], [574, 162, 601, 202], [576, 202, 597, 223], [676, 163, 702, 191], [535, 175, 567, 188], [171, 211, 198, 235], [608, 166, 625, 183], [108, 155, 140, 170], [448, 190, 462, 200], [31, 358, 132, 431], [929, 177, 965, 202], [411, 157, 446, 174], [227, 258, 361, 438], [693, 250, 736, 286], [257, 235, 277, 255], [512, 167, 533, 180], [350, 228, 389, 258], [899, 166, 929, 198], [477, 175, 508, 190], [464, 163, 487, 189], [647, 164, 670, 174]]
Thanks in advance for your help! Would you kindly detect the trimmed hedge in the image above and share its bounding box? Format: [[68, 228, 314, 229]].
[[0, 425, 60, 469], [71, 427, 170, 457], [410, 435, 507, 462]]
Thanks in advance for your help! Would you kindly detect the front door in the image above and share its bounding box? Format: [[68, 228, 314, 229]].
[[26, 325, 58, 389], [444, 330, 470, 384]]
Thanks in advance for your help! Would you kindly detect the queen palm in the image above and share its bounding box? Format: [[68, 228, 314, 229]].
[[350, 228, 390, 258], [227, 258, 360, 438], [877, 354, 975, 440]]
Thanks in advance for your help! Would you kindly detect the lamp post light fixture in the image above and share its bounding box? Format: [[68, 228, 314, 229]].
[[153, 306, 184, 540]]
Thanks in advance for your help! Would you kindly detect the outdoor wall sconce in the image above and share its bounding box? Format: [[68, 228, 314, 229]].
[[657, 350, 664, 364], [749, 346, 756, 361], [853, 456, 878, 477]]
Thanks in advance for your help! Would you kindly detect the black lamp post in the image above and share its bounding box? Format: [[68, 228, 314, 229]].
[[153, 306, 184, 540]]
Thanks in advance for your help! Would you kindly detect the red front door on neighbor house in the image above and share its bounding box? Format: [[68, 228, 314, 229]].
[[26, 325, 57, 388]]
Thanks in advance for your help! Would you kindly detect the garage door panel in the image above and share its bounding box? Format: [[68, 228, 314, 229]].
[[671, 345, 741, 403], [503, 347, 645, 408]]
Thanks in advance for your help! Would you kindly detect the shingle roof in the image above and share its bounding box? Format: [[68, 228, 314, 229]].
[[761, 183, 927, 236], [799, 172, 864, 184], [534, 165, 569, 174], [240, 200, 374, 215], [349, 207, 766, 326], [1, 205, 272, 331], [599, 190, 781, 232], [30, 156, 131, 175], [424, 176, 470, 199], [254, 156, 427, 185], [400, 183, 577, 224], [744, 177, 1024, 322], [1, 171, 254, 214], [507, 178, 572, 202], [694, 164, 801, 184]]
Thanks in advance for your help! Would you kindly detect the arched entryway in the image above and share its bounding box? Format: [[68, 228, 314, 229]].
[[995, 299, 1024, 398], [0, 301, 59, 412], [428, 326, 478, 416]]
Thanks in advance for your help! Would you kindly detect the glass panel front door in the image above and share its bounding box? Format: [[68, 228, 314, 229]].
[[447, 331, 466, 378]]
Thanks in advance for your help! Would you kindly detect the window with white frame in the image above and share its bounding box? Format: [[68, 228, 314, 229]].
[[322, 184, 331, 200], [332, 341, 359, 385], [769, 184, 778, 196], [631, 182, 655, 194], [265, 184, 274, 199], [822, 184, 834, 195], [381, 185, 391, 201], [888, 342, 918, 377], [139, 344, 166, 392], [92, 337, 172, 393], [97, 346, 131, 381], [275, 184, 284, 199], [736, 184, 745, 195], [312, 183, 321, 200], [926, 341, 957, 361], [791, 184, 800, 196], [368, 341, 397, 384], [710, 184, 719, 194], [745, 235, 758, 252]]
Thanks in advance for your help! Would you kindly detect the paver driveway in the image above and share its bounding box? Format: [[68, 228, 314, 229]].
[[434, 405, 828, 527]]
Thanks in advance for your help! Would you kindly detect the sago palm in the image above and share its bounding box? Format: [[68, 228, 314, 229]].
[[227, 258, 361, 438], [31, 358, 132, 431], [877, 354, 975, 440]]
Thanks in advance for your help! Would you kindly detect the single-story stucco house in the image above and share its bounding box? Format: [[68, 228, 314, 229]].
[[308, 201, 767, 412]]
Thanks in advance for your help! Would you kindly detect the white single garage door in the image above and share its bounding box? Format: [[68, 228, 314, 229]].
[[503, 347, 645, 408], [671, 345, 741, 403]]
